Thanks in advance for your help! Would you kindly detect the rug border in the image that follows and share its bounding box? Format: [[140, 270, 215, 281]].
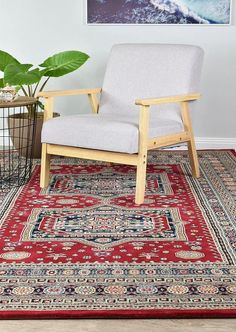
[[0, 309, 236, 319]]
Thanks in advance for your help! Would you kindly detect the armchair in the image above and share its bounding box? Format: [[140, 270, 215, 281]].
[[38, 44, 204, 204]]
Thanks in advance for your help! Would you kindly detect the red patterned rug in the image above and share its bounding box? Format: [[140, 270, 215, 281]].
[[0, 150, 235, 318]]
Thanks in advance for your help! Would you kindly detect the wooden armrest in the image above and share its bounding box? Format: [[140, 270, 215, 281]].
[[37, 88, 102, 98], [135, 93, 201, 106]]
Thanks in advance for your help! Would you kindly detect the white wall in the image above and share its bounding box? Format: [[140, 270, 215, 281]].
[[1, 0, 236, 147]]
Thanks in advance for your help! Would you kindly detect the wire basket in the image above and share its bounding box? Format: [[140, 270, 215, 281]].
[[0, 97, 37, 189]]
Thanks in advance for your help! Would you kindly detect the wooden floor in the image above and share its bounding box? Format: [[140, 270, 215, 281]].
[[0, 319, 236, 332]]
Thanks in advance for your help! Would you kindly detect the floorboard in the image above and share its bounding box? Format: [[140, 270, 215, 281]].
[[0, 319, 236, 332]]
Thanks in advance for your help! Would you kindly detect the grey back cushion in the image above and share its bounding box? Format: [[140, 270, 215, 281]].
[[99, 44, 204, 116]]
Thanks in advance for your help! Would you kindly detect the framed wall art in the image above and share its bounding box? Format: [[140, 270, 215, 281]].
[[86, 0, 232, 25]]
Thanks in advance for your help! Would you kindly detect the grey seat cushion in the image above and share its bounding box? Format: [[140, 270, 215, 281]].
[[41, 112, 184, 154]]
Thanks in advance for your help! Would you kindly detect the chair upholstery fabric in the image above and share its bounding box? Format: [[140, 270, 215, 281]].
[[99, 44, 204, 116], [41, 44, 204, 154], [41, 112, 184, 154]]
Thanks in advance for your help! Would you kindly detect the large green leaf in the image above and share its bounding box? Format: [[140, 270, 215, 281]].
[[0, 78, 4, 88], [4, 63, 43, 86], [39, 50, 89, 77], [0, 50, 20, 72]]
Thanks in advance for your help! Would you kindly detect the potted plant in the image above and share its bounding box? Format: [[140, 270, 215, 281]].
[[0, 49, 89, 158]]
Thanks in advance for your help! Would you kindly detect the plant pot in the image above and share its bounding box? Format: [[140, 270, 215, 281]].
[[8, 112, 60, 159]]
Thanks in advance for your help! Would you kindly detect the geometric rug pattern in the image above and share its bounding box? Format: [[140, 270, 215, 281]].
[[0, 150, 235, 318]]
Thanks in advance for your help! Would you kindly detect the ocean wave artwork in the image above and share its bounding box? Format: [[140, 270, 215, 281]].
[[87, 0, 231, 24]]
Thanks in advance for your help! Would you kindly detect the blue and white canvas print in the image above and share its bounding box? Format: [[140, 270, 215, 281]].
[[87, 0, 231, 25]]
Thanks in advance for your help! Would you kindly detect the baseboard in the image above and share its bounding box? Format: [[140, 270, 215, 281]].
[[164, 137, 236, 150], [195, 137, 236, 150]]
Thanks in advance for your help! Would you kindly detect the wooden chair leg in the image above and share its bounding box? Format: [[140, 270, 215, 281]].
[[181, 102, 200, 178], [135, 155, 147, 205], [40, 143, 51, 188], [135, 105, 149, 205], [187, 138, 200, 178]]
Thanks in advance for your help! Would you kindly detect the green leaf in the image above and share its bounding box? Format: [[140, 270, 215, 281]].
[[15, 85, 21, 92], [37, 100, 45, 110], [0, 78, 4, 88], [4, 63, 43, 86], [0, 50, 20, 72], [39, 50, 89, 77]]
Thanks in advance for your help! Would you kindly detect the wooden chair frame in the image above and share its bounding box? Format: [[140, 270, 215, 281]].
[[38, 88, 200, 204]]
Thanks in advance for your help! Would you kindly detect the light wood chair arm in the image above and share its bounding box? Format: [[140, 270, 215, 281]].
[[37, 88, 102, 98], [135, 93, 201, 106], [37, 88, 102, 118], [136, 93, 201, 156]]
